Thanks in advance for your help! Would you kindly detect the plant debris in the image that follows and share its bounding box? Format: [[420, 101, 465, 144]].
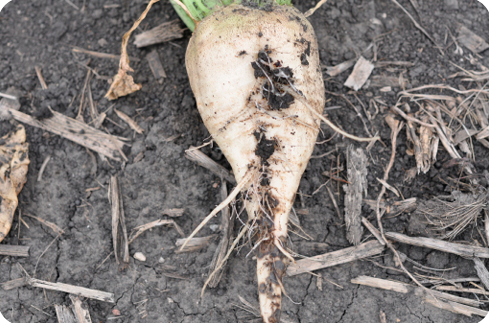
[[416, 190, 489, 240], [0, 125, 29, 242]]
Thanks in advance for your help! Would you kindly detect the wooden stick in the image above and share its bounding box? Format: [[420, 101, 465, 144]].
[[434, 285, 489, 296], [114, 109, 144, 134], [72, 47, 140, 62], [35, 66, 48, 90], [27, 277, 114, 302], [2, 106, 127, 161], [1, 278, 27, 290], [423, 294, 487, 317], [0, 92, 18, 101], [70, 295, 92, 323], [134, 20, 184, 48], [361, 217, 385, 245], [351, 275, 483, 307], [472, 258, 489, 290], [287, 240, 385, 276], [37, 155, 51, 182], [175, 235, 217, 253], [185, 147, 236, 184], [344, 145, 367, 245], [55, 305, 76, 323], [207, 181, 234, 288], [110, 176, 129, 267], [385, 232, 489, 258], [0, 245, 30, 257]]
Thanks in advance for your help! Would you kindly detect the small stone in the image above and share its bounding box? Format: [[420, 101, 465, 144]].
[[92, 9, 103, 19], [209, 224, 220, 232], [112, 309, 121, 316], [444, 0, 458, 9], [133, 252, 146, 262], [158, 257, 165, 264], [98, 38, 108, 47]]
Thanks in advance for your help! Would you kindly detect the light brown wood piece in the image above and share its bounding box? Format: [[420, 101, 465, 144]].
[[2, 106, 127, 161], [35, 66, 48, 90], [0, 245, 30, 257], [185, 147, 236, 184], [134, 20, 184, 48], [1, 278, 27, 290], [207, 182, 234, 288], [27, 278, 114, 302], [344, 56, 374, 91], [70, 295, 93, 323], [146, 50, 167, 81], [351, 275, 483, 307], [385, 232, 489, 258], [175, 235, 217, 253], [457, 25, 489, 54], [435, 285, 489, 296], [424, 294, 487, 317], [287, 240, 385, 276], [343, 145, 367, 245], [128, 219, 185, 244], [72, 47, 140, 62], [55, 305, 76, 323], [114, 109, 144, 134], [110, 176, 130, 267]]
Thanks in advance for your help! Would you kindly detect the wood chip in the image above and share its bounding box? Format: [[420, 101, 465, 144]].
[[476, 125, 489, 140], [344, 56, 375, 91], [27, 277, 114, 302], [351, 275, 483, 307], [114, 109, 144, 134], [1, 106, 127, 161], [361, 217, 385, 245], [385, 232, 489, 258], [1, 277, 27, 290], [454, 128, 478, 144], [424, 294, 487, 317], [376, 178, 399, 197], [146, 50, 167, 82], [434, 285, 489, 296], [0, 88, 20, 121], [162, 208, 185, 217], [128, 218, 185, 244], [24, 214, 64, 235], [35, 66, 48, 90], [287, 240, 385, 276], [207, 182, 234, 288], [175, 235, 217, 253], [325, 58, 356, 77], [134, 20, 185, 48], [185, 147, 236, 184], [343, 145, 367, 245], [72, 47, 140, 62], [457, 25, 489, 54], [55, 305, 76, 323], [70, 295, 93, 323], [473, 257, 489, 291], [109, 176, 130, 268]]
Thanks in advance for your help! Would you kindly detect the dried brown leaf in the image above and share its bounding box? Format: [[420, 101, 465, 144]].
[[0, 125, 29, 242]]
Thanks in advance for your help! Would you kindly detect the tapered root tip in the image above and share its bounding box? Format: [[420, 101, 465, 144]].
[[257, 240, 289, 323]]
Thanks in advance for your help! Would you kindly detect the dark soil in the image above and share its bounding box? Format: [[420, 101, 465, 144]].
[[1, 0, 489, 322]]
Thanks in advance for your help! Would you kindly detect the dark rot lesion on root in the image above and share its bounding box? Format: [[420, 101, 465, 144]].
[[257, 240, 289, 323], [251, 47, 298, 110], [254, 129, 277, 164]]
